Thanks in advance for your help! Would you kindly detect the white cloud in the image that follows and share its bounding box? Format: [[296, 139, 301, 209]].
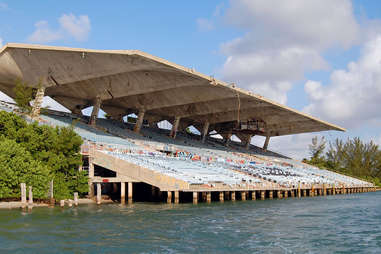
[[304, 35, 381, 129], [28, 21, 62, 43], [59, 14, 91, 41], [196, 18, 214, 31], [28, 13, 91, 43], [219, 0, 359, 104]]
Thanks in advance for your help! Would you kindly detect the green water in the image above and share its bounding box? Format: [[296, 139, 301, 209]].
[[0, 192, 380, 253]]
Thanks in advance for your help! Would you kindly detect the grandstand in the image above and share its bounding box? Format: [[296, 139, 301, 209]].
[[0, 44, 375, 204]]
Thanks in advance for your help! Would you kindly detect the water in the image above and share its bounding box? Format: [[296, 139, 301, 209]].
[[1, 192, 381, 254]]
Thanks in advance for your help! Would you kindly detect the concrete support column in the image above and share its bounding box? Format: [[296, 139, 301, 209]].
[[303, 189, 307, 197], [96, 183, 101, 205], [277, 190, 282, 199], [231, 191, 236, 201], [89, 96, 102, 126], [263, 135, 270, 150], [284, 190, 288, 198], [311, 185, 315, 197], [167, 191, 172, 204], [297, 183, 301, 198], [201, 121, 209, 143], [128, 182, 133, 203], [207, 192, 211, 203], [269, 191, 273, 199], [174, 191, 179, 204], [323, 184, 327, 196], [219, 192, 224, 202], [170, 116, 181, 139], [134, 109, 145, 133], [193, 192, 198, 204], [31, 86, 45, 119], [241, 191, 246, 201], [261, 190, 265, 200], [290, 190, 295, 198], [120, 182, 126, 205], [224, 133, 232, 147], [72, 106, 83, 116], [251, 191, 256, 200], [88, 158, 94, 198]]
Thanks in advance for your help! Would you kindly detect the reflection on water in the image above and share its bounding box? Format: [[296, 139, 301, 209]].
[[1, 192, 381, 253]]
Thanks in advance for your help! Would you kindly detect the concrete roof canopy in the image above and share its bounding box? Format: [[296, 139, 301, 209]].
[[0, 43, 345, 137]]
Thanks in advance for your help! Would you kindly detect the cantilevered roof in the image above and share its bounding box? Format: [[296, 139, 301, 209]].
[[0, 43, 345, 136]]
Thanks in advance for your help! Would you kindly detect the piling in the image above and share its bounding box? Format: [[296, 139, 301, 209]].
[[174, 191, 179, 204], [193, 192, 198, 204], [207, 192, 211, 203], [297, 183, 301, 198], [74, 192, 79, 206], [120, 182, 126, 205], [68, 199, 73, 207], [241, 191, 246, 201], [290, 189, 295, 198], [231, 191, 236, 201], [269, 190, 273, 199], [28, 186, 33, 208], [49, 180, 54, 206], [167, 191, 172, 204], [20, 183, 26, 209], [260, 190, 265, 200], [251, 191, 256, 200], [284, 190, 288, 198], [202, 192, 207, 202], [96, 183, 101, 205], [60, 200, 65, 208], [323, 184, 327, 196], [303, 189, 307, 197], [219, 192, 224, 202], [128, 182, 133, 204]]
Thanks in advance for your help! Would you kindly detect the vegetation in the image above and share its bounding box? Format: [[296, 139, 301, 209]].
[[0, 111, 87, 200], [13, 80, 34, 114], [303, 136, 381, 186]]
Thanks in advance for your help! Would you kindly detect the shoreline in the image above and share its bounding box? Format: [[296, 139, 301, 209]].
[[0, 198, 115, 209]]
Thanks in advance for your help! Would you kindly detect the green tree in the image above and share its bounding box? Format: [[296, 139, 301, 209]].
[[13, 80, 34, 114]]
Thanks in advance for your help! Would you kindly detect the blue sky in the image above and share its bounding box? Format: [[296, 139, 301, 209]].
[[1, 0, 381, 159]]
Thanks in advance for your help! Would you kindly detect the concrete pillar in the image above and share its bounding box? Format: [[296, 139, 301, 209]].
[[134, 109, 145, 133], [297, 183, 301, 198], [219, 192, 224, 202], [311, 185, 315, 197], [120, 182, 126, 205], [224, 191, 230, 201], [89, 96, 101, 126], [49, 180, 54, 206], [231, 191, 236, 201], [193, 192, 198, 204], [261, 190, 265, 200], [269, 190, 273, 199], [251, 191, 256, 200], [60, 200, 65, 208], [74, 192, 79, 206], [290, 190, 295, 198], [263, 135, 270, 150], [167, 191, 172, 204], [244, 135, 253, 150], [323, 184, 327, 196], [88, 158, 94, 198], [31, 86, 45, 119], [20, 183, 26, 208], [277, 190, 282, 199], [170, 116, 181, 139], [201, 121, 210, 143], [68, 199, 73, 207], [284, 190, 288, 198], [207, 192, 211, 203], [241, 191, 246, 201], [303, 189, 307, 197], [174, 191, 179, 204], [72, 106, 83, 116], [128, 182, 133, 203], [225, 133, 232, 146], [96, 183, 101, 205], [28, 186, 33, 207]]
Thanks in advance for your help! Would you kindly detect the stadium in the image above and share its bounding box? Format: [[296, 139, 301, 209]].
[[0, 43, 375, 204]]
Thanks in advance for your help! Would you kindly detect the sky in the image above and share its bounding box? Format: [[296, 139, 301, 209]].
[[1, 0, 381, 159]]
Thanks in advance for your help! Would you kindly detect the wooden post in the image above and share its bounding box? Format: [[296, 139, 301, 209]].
[[20, 183, 26, 208], [174, 191, 179, 204], [231, 191, 236, 201], [193, 192, 198, 204], [128, 182, 133, 204], [207, 192, 211, 203], [167, 191, 172, 204], [74, 192, 79, 206], [251, 191, 256, 200], [219, 191, 224, 202], [28, 186, 33, 207], [261, 190, 265, 200], [96, 183, 101, 205], [241, 191, 246, 201]]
